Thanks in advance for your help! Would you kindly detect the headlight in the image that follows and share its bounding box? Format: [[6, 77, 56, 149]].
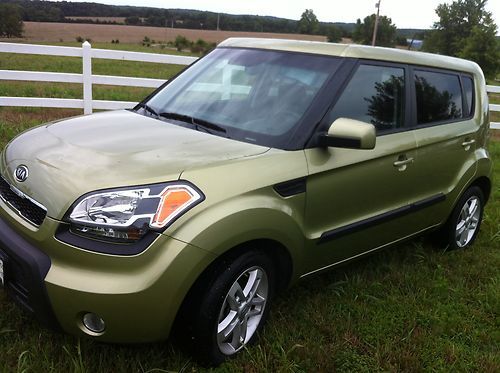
[[67, 182, 203, 243]]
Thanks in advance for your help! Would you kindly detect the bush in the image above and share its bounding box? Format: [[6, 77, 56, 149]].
[[326, 26, 342, 43], [75, 36, 91, 43], [190, 38, 207, 53], [125, 16, 141, 25], [396, 36, 408, 46], [142, 36, 151, 47], [185, 38, 216, 55], [174, 35, 191, 51]]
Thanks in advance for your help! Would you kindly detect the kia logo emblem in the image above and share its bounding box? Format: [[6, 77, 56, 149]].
[[14, 165, 29, 182]]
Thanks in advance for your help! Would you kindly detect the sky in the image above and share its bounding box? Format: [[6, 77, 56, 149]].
[[58, 0, 500, 31]]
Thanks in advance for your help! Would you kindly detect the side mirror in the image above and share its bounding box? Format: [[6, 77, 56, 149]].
[[319, 118, 376, 150]]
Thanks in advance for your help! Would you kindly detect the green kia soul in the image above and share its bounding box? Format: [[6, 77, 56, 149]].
[[0, 38, 492, 364]]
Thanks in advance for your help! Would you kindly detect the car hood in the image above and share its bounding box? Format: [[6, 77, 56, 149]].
[[1, 110, 269, 219]]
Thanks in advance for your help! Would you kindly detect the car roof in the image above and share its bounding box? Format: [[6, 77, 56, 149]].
[[218, 38, 482, 76]]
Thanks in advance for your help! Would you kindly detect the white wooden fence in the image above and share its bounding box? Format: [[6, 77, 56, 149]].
[[0, 41, 197, 114], [488, 85, 500, 129], [0, 41, 499, 129]]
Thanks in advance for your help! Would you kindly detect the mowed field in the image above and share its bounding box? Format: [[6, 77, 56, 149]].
[[0, 44, 499, 372], [15, 21, 327, 43]]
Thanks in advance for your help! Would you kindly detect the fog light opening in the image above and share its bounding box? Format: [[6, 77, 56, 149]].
[[82, 312, 106, 334]]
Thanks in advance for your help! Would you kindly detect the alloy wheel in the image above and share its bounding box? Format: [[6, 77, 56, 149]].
[[216, 266, 268, 355], [455, 196, 481, 248]]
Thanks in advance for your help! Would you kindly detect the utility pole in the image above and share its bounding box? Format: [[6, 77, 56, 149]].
[[371, 0, 381, 46], [217, 13, 220, 31]]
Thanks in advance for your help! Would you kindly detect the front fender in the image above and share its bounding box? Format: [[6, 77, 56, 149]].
[[165, 191, 307, 281]]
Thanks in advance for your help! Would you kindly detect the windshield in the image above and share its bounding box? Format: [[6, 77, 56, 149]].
[[143, 48, 341, 148]]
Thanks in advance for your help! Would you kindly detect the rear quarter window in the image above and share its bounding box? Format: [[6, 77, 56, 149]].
[[414, 70, 463, 125], [462, 76, 474, 117]]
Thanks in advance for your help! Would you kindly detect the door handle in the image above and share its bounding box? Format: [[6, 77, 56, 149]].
[[393, 157, 414, 171], [461, 139, 475, 150]]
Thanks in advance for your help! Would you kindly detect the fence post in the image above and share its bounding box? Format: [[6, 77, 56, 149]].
[[82, 41, 92, 115]]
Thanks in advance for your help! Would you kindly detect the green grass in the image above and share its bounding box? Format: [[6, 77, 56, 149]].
[[0, 44, 499, 372], [0, 52, 186, 80], [0, 81, 154, 103], [490, 94, 500, 123], [30, 41, 197, 56]]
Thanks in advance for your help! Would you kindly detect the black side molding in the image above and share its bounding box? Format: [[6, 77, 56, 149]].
[[318, 193, 446, 244], [274, 177, 307, 197]]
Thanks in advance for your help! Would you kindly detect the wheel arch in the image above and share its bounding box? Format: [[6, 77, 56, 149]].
[[469, 176, 491, 203], [171, 237, 294, 344], [178, 237, 294, 305]]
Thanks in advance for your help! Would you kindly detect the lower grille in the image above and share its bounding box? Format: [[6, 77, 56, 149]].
[[0, 215, 59, 330], [2, 252, 32, 312], [0, 176, 47, 226]]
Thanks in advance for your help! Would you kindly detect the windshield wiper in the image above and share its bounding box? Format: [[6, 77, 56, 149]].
[[159, 112, 227, 134], [136, 102, 159, 117]]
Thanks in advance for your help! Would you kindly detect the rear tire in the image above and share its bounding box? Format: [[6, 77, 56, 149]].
[[443, 186, 484, 250], [175, 249, 275, 366]]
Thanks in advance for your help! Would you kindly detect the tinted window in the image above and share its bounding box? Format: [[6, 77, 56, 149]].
[[328, 64, 405, 133], [415, 70, 463, 124], [462, 76, 474, 117]]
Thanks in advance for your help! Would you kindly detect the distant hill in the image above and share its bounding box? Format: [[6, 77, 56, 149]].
[[2, 0, 427, 37]]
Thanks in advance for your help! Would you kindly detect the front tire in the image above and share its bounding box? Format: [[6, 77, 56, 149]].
[[176, 250, 275, 366]]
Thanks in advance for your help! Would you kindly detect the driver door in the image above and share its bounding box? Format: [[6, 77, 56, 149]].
[[302, 62, 420, 275]]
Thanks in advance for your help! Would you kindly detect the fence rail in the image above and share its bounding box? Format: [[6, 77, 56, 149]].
[[0, 41, 498, 129], [0, 41, 196, 114]]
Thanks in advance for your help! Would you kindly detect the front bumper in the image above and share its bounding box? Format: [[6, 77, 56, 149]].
[[0, 215, 59, 329], [0, 203, 216, 343]]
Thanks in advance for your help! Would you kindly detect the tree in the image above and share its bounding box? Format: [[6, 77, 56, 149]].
[[423, 0, 499, 77], [0, 4, 23, 38], [459, 25, 499, 77], [298, 9, 319, 34], [326, 25, 342, 43], [352, 14, 397, 47]]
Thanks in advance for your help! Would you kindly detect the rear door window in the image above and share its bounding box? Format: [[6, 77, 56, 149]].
[[414, 70, 463, 125], [327, 64, 406, 134]]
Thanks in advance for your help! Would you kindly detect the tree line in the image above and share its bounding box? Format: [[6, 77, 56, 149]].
[[0, 0, 356, 36]]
